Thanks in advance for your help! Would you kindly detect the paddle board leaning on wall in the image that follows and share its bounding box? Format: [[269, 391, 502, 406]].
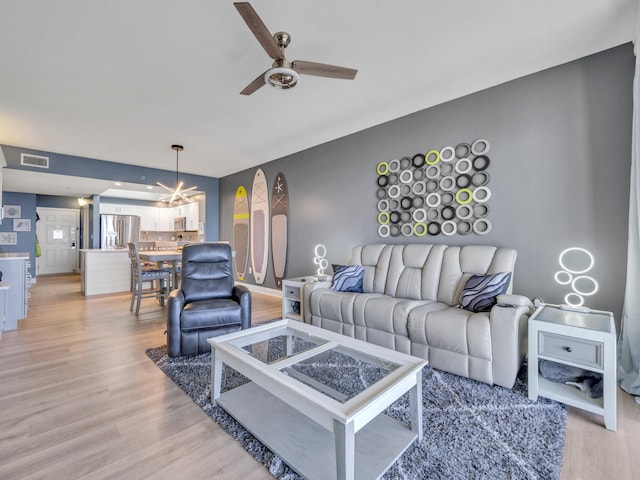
[[271, 172, 288, 289], [251, 169, 269, 285], [232, 185, 250, 281]]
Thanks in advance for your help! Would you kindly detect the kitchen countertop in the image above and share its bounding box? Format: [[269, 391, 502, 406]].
[[0, 252, 30, 259], [79, 249, 129, 253]]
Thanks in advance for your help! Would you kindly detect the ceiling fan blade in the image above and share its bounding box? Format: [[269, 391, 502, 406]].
[[234, 2, 282, 60], [292, 60, 357, 80], [240, 71, 267, 95]]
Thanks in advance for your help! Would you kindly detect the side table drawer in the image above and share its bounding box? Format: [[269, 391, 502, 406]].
[[285, 285, 301, 301], [538, 332, 603, 369]]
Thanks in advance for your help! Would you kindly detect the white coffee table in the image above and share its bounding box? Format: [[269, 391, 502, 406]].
[[208, 319, 427, 480]]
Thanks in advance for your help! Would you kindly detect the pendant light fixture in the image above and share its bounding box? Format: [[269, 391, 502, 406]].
[[157, 144, 197, 203]]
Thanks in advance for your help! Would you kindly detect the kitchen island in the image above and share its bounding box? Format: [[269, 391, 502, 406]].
[[79, 249, 131, 296]]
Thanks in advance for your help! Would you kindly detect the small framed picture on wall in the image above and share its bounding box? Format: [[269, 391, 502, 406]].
[[14, 219, 31, 231], [0, 232, 17, 245], [3, 205, 21, 218]]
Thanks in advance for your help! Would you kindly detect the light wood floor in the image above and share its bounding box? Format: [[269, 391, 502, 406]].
[[0, 275, 638, 479]]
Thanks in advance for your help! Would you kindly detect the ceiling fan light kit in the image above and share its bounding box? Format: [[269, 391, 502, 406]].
[[234, 2, 357, 95], [265, 66, 300, 90]]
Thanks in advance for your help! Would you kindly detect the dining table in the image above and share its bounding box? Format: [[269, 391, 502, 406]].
[[138, 250, 183, 303]]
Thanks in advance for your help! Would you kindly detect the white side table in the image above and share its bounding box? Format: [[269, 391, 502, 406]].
[[528, 304, 617, 431], [282, 276, 320, 322]]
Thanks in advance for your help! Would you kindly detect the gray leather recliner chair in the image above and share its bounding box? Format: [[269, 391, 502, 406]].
[[167, 243, 251, 357]]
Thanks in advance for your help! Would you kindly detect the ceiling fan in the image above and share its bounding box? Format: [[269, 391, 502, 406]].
[[234, 2, 358, 95]]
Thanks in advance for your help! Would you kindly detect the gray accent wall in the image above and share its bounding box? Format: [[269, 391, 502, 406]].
[[219, 44, 634, 321]]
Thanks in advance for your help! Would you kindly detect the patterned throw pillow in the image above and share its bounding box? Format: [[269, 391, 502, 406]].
[[459, 272, 512, 313], [330, 264, 364, 293]]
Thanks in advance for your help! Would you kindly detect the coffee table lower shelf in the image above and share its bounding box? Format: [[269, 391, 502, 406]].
[[217, 381, 417, 480]]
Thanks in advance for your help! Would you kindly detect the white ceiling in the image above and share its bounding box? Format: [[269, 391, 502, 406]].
[[0, 0, 637, 198]]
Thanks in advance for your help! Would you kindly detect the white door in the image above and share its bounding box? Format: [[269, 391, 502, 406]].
[[36, 207, 80, 275]]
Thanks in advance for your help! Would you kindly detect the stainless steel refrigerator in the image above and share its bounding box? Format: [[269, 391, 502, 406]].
[[100, 215, 141, 249]]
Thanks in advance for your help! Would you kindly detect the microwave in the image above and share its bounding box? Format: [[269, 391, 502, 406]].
[[174, 217, 186, 231]]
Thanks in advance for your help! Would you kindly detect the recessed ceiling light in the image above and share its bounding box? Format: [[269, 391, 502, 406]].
[[147, 186, 153, 190], [115, 182, 122, 186]]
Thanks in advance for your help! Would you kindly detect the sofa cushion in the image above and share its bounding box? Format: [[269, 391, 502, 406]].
[[331, 264, 364, 292], [459, 272, 512, 312]]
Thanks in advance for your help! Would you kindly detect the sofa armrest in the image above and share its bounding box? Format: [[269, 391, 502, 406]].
[[232, 285, 252, 329], [302, 280, 333, 323], [489, 295, 533, 388], [167, 289, 185, 357]]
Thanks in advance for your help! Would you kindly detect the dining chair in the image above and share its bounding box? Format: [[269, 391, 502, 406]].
[[127, 242, 171, 315]]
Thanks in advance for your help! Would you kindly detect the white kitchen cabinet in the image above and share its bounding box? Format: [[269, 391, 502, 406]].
[[157, 207, 173, 231], [137, 206, 159, 231], [100, 204, 138, 215], [185, 202, 199, 230]]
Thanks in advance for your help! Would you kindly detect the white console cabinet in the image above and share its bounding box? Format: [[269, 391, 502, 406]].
[[528, 304, 617, 431], [0, 253, 31, 331]]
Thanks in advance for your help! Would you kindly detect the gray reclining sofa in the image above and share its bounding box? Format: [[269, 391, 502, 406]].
[[303, 244, 533, 388]]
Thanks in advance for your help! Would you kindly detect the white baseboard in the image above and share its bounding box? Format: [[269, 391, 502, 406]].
[[237, 282, 281, 298]]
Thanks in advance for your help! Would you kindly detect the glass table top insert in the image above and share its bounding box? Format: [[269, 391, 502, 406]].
[[229, 325, 401, 403]]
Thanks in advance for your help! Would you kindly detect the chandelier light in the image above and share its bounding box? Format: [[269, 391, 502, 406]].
[[157, 144, 197, 203]]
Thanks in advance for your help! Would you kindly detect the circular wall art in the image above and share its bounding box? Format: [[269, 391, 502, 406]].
[[375, 138, 493, 237]]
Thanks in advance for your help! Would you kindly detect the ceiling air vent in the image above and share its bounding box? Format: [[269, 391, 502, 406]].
[[21, 153, 50, 168]]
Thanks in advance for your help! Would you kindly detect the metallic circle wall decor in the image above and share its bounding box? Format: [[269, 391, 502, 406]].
[[456, 174, 472, 188], [440, 162, 454, 175], [472, 155, 490, 171], [440, 176, 456, 191], [457, 221, 472, 235], [400, 170, 413, 184], [374, 138, 493, 237], [412, 181, 426, 195], [455, 143, 471, 158], [426, 192, 441, 208], [401, 223, 414, 236], [425, 150, 440, 165], [454, 158, 472, 174], [412, 208, 427, 222], [471, 138, 490, 155], [472, 218, 492, 235], [376, 161, 389, 175], [473, 203, 490, 217], [414, 222, 427, 236], [456, 204, 473, 220], [472, 186, 492, 203], [440, 146, 455, 162], [377, 211, 390, 224], [441, 192, 455, 205], [412, 153, 426, 167], [455, 188, 473, 205], [412, 196, 424, 208], [425, 164, 441, 179], [472, 171, 490, 187], [441, 220, 457, 236]]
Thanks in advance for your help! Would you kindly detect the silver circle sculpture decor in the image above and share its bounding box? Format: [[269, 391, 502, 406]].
[[376, 139, 493, 237]]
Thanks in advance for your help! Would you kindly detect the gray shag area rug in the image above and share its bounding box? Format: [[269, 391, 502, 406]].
[[146, 345, 566, 480]]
